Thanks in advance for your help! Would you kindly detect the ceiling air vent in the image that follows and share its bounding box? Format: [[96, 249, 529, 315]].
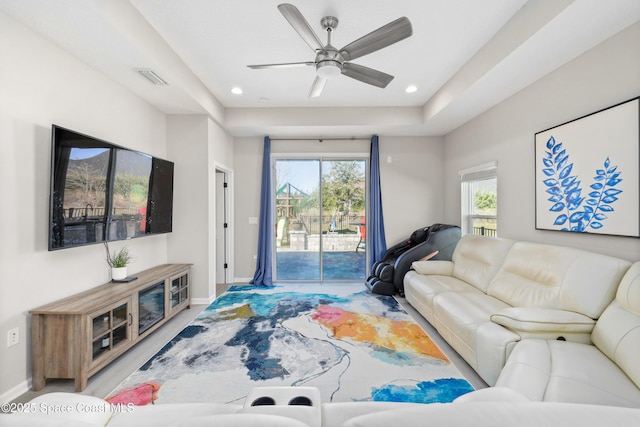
[[134, 68, 169, 86]]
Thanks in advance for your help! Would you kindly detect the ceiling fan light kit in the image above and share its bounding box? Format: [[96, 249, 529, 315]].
[[247, 3, 413, 98], [316, 61, 342, 78]]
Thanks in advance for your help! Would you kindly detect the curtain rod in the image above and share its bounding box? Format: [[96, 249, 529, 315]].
[[269, 137, 371, 142]]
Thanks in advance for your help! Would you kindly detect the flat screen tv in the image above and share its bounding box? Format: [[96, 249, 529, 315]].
[[49, 125, 174, 250]]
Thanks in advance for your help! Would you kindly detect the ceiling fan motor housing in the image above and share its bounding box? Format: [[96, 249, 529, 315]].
[[316, 16, 342, 78], [316, 48, 344, 78]]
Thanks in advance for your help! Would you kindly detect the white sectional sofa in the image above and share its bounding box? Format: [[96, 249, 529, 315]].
[[3, 387, 640, 426], [495, 261, 640, 407], [404, 234, 632, 386]]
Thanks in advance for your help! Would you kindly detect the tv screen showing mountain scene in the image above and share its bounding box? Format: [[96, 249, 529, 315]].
[[49, 125, 173, 250]]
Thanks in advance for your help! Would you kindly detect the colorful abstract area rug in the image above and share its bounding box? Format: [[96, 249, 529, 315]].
[[106, 284, 474, 406]]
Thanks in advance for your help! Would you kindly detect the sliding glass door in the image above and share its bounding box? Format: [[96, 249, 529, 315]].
[[275, 159, 321, 280], [274, 158, 366, 281]]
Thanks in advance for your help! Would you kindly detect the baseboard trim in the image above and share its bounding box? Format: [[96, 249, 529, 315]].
[[234, 277, 252, 284], [1, 377, 31, 405], [191, 296, 215, 305]]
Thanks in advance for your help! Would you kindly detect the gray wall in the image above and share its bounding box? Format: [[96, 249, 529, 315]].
[[443, 22, 640, 261]]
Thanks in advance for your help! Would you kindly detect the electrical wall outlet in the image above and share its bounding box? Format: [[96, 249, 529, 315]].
[[7, 328, 19, 347]]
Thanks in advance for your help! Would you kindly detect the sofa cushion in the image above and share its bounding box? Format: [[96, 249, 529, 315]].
[[450, 235, 515, 293], [180, 414, 309, 427], [411, 260, 454, 276], [616, 261, 640, 314], [496, 339, 640, 407], [453, 387, 530, 403], [321, 402, 425, 427], [432, 292, 518, 383], [591, 262, 640, 390], [340, 401, 640, 427], [434, 292, 511, 346], [487, 242, 630, 318], [404, 271, 484, 324], [0, 414, 98, 427], [107, 403, 242, 427], [23, 393, 112, 426]]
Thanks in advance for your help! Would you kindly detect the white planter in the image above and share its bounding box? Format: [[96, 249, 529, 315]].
[[111, 267, 128, 281]]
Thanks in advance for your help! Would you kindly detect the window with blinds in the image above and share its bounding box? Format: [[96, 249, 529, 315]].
[[459, 162, 498, 236]]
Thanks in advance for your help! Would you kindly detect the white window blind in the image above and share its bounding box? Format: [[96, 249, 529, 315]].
[[459, 161, 498, 236]]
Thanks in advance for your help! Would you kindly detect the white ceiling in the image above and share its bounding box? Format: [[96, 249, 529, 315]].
[[1, 0, 639, 137]]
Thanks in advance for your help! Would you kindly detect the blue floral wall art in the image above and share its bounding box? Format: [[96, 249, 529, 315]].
[[535, 97, 640, 238]]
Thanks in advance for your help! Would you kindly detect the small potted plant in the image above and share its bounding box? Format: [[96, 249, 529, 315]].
[[105, 242, 134, 281]]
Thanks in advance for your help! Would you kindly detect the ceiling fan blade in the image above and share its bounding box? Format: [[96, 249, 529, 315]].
[[341, 63, 394, 88], [308, 76, 327, 98], [248, 61, 315, 69], [278, 3, 326, 53], [339, 17, 412, 61]]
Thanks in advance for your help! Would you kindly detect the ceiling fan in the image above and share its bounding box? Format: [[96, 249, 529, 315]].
[[247, 3, 413, 98]]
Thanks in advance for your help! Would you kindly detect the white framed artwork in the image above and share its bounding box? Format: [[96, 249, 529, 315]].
[[535, 97, 639, 238]]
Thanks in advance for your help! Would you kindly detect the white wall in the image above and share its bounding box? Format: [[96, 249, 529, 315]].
[[0, 11, 170, 399], [378, 136, 446, 243], [443, 22, 640, 261], [166, 116, 209, 301], [166, 115, 234, 302], [232, 136, 445, 281], [233, 137, 263, 281]]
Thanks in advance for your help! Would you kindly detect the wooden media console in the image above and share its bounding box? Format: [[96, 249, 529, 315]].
[[30, 263, 192, 392]]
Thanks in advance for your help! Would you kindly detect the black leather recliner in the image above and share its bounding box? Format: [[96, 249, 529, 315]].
[[365, 224, 461, 296]]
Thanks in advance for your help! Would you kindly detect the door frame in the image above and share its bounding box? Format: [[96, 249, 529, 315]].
[[214, 163, 233, 287]]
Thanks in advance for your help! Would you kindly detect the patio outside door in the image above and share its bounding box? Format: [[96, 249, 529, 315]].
[[274, 158, 366, 281]]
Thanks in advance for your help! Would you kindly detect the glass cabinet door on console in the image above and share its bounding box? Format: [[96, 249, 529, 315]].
[[170, 272, 190, 311], [90, 297, 132, 366]]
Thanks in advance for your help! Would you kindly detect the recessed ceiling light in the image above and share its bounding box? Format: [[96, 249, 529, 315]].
[[405, 85, 417, 93], [231, 87, 243, 95]]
